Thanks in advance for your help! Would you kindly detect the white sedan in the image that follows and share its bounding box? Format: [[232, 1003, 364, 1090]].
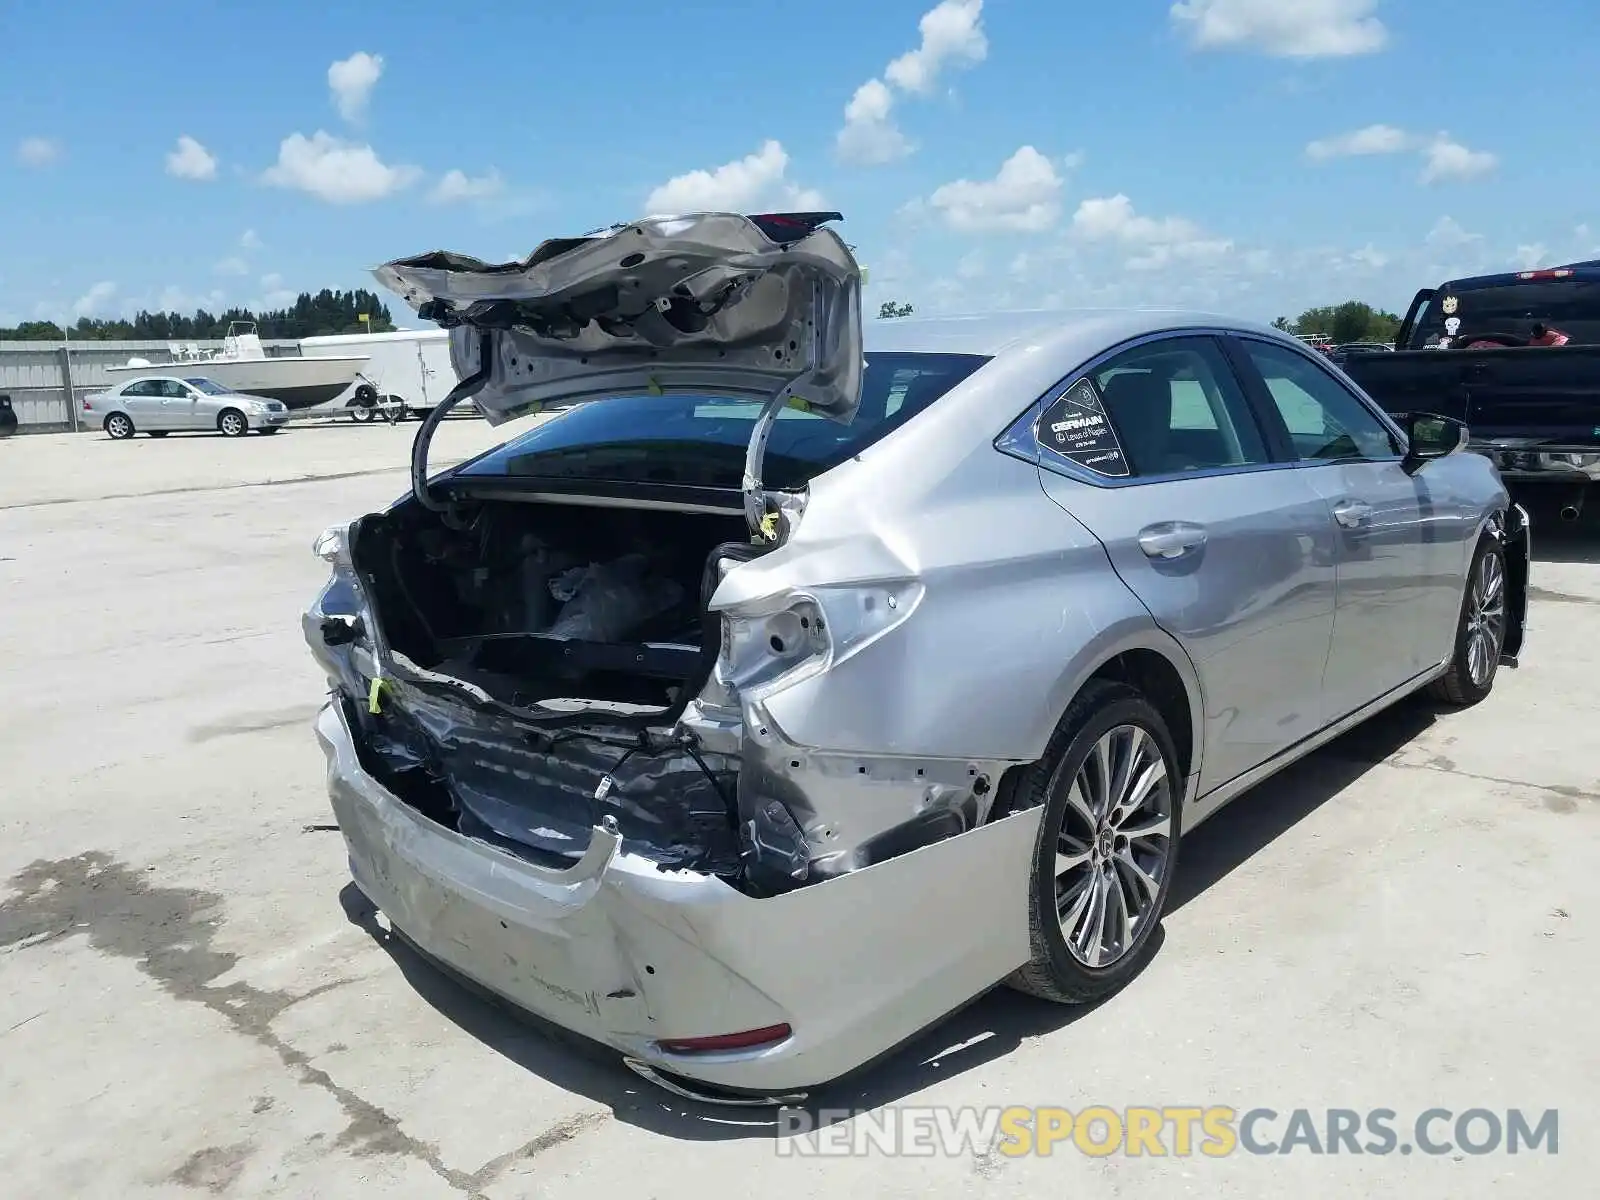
[[84, 376, 291, 439]]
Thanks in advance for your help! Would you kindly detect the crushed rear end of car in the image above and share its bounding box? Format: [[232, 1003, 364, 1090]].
[[304, 212, 1041, 1099]]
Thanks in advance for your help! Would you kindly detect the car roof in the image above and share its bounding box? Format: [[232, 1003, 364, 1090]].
[[862, 308, 1292, 360]]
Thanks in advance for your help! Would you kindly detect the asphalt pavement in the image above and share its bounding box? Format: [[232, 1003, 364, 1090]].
[[1, 421, 1595, 1198]]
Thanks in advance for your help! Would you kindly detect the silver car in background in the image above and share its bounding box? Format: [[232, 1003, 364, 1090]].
[[84, 375, 290, 438], [304, 212, 1530, 1104]]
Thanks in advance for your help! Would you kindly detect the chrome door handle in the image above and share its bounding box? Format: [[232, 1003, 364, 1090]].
[[1333, 500, 1373, 529], [1138, 522, 1207, 559]]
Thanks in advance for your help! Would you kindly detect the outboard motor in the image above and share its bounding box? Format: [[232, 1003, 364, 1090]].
[[0, 393, 18, 439]]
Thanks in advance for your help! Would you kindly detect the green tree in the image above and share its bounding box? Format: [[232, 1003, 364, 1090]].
[[0, 289, 397, 341], [877, 300, 915, 319], [1289, 301, 1401, 345]]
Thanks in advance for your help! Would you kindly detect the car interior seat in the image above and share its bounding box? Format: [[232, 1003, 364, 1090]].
[[1098, 372, 1173, 475]]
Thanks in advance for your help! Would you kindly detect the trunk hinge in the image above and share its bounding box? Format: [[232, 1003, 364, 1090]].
[[742, 386, 792, 542], [410, 329, 495, 527]]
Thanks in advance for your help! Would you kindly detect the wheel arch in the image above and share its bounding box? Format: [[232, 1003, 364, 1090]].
[[217, 405, 247, 432], [1017, 624, 1205, 807]]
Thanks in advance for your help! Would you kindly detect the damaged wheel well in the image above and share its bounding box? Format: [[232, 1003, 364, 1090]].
[[990, 647, 1196, 822], [1089, 650, 1194, 783]]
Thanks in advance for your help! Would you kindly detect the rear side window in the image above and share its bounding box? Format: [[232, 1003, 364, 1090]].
[[1037, 337, 1270, 479], [1409, 278, 1600, 347]]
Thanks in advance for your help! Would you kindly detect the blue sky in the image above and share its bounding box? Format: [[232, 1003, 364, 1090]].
[[4, 0, 1599, 329]]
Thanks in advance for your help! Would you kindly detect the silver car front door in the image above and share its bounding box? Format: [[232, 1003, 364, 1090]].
[[1029, 334, 1339, 796], [158, 380, 200, 429], [1227, 336, 1456, 716]]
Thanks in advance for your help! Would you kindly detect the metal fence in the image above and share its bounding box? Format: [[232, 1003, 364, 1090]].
[[0, 339, 301, 432]]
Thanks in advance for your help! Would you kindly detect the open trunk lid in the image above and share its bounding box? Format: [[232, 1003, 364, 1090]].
[[373, 211, 865, 427]]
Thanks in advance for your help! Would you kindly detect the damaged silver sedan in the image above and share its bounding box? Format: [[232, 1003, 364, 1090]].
[[306, 212, 1531, 1104]]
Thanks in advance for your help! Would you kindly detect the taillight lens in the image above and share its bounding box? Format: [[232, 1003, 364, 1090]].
[[657, 1024, 792, 1054]]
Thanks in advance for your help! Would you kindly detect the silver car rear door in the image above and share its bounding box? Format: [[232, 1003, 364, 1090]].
[[120, 380, 167, 429], [1023, 331, 1340, 796]]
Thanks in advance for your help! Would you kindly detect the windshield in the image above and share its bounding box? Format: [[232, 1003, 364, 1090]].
[[183, 377, 231, 395], [1408, 278, 1600, 348], [455, 351, 991, 491]]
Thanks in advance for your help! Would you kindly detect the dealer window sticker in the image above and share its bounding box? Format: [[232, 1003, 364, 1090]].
[[1037, 378, 1131, 477]]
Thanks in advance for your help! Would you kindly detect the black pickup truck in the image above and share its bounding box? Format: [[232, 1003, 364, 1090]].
[[1339, 262, 1600, 520]]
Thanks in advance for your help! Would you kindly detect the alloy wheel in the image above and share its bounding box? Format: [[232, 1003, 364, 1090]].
[[221, 413, 245, 436], [1054, 725, 1175, 968], [1465, 550, 1506, 687]]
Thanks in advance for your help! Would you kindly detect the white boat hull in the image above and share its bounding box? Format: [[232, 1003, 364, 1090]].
[[105, 354, 370, 411]]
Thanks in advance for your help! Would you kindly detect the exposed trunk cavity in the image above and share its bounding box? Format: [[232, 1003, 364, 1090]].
[[326, 494, 761, 882]]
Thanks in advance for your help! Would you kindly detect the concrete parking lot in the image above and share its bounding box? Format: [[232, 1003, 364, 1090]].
[[2, 421, 1596, 1198]]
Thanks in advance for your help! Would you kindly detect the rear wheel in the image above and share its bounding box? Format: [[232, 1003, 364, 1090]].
[[1007, 680, 1182, 1005], [218, 409, 248, 438], [105, 413, 135, 440], [1429, 533, 1507, 707]]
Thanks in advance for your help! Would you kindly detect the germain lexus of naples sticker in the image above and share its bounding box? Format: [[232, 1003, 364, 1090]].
[[1039, 378, 1130, 477], [1441, 295, 1459, 315]]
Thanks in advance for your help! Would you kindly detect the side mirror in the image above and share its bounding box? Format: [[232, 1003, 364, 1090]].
[[1401, 412, 1468, 474]]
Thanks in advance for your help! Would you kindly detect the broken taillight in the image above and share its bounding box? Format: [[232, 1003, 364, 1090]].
[[656, 1024, 793, 1054]]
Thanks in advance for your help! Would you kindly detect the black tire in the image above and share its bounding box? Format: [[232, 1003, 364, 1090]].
[[1428, 533, 1507, 707], [217, 408, 248, 438], [351, 406, 376, 423], [105, 412, 136, 440], [147, 431, 169, 438], [1006, 679, 1183, 1005]]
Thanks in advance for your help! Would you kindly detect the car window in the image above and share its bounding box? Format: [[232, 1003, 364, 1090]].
[[184, 377, 231, 395], [1239, 339, 1401, 461], [458, 351, 991, 491], [122, 380, 159, 397], [159, 380, 193, 398], [1035, 337, 1270, 479]]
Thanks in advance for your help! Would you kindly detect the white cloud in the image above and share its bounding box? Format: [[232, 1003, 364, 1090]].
[[1170, 0, 1387, 58], [643, 140, 823, 216], [214, 257, 249, 276], [72, 282, 118, 318], [1426, 216, 1481, 247], [836, 1, 986, 165], [1420, 135, 1498, 184], [429, 168, 505, 205], [328, 51, 384, 122], [836, 80, 913, 166], [240, 229, 262, 250], [16, 137, 61, 167], [956, 250, 987, 279], [1513, 244, 1549, 269], [926, 146, 1066, 233], [1072, 194, 1233, 269], [1306, 124, 1411, 161], [165, 135, 218, 181], [1350, 244, 1389, 270], [884, 0, 988, 93], [261, 131, 421, 204]]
